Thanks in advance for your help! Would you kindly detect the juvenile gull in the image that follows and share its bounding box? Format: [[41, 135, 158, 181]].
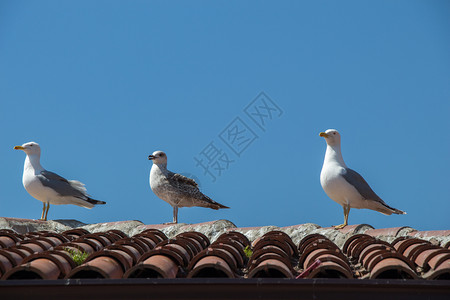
[[14, 142, 105, 221], [319, 129, 405, 229], [149, 150, 229, 224]]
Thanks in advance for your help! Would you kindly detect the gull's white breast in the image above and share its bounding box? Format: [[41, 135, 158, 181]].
[[150, 165, 176, 205], [320, 163, 365, 208], [22, 170, 58, 203]]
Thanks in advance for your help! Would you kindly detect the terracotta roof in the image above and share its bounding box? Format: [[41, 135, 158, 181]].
[[1, 218, 450, 281]]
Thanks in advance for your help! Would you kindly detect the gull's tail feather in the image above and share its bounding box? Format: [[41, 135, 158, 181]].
[[69, 180, 88, 194], [201, 194, 229, 210], [69, 180, 105, 206], [86, 198, 106, 205], [391, 207, 406, 215], [382, 202, 406, 215], [211, 202, 230, 210], [371, 200, 406, 215]]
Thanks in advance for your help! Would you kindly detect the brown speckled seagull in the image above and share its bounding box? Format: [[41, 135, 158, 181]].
[[149, 150, 229, 224]]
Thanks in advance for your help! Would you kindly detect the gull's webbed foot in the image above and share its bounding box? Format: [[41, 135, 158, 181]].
[[334, 223, 347, 229]]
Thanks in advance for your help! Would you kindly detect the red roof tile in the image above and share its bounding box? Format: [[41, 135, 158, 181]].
[[1, 219, 450, 281], [365, 226, 415, 237]]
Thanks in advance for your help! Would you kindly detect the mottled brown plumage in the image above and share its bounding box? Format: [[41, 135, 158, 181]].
[[149, 151, 229, 223]]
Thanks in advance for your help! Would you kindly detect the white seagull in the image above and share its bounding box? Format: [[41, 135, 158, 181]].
[[319, 129, 405, 229], [149, 150, 229, 224], [14, 142, 105, 221]]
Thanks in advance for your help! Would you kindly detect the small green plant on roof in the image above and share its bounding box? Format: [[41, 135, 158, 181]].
[[244, 245, 253, 258], [64, 247, 89, 266]]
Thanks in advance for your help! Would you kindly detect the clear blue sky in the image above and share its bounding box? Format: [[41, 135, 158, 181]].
[[1, 1, 449, 230]]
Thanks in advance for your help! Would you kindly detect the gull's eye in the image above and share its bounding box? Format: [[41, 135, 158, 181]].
[[333, 132, 336, 135], [30, 144, 33, 147]]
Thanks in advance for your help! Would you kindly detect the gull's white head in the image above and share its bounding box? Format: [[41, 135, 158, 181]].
[[319, 129, 341, 146], [14, 142, 41, 156], [148, 150, 167, 165]]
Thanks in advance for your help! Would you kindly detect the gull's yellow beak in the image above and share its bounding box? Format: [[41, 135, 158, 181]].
[[319, 132, 329, 138], [14, 145, 25, 150]]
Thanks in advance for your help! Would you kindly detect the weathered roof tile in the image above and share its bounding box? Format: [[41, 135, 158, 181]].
[[1, 218, 449, 280]]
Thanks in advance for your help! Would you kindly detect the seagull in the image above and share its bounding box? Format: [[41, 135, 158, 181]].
[[319, 129, 405, 229], [149, 150, 229, 224], [14, 142, 105, 221]]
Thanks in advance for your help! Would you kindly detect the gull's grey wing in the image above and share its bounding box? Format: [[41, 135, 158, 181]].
[[341, 168, 386, 204], [40, 170, 69, 183], [37, 170, 86, 199]]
